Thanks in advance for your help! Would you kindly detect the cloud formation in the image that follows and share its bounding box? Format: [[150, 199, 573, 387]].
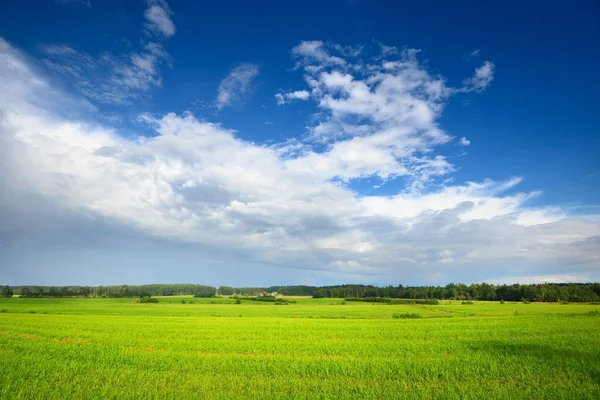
[[144, 0, 176, 38], [275, 90, 310, 105], [463, 60, 495, 92], [215, 63, 260, 110], [285, 45, 463, 189], [292, 41, 346, 68], [41, 1, 175, 104], [1, 38, 598, 284]]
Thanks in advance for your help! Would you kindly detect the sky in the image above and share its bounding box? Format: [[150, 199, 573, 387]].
[[0, 0, 598, 287]]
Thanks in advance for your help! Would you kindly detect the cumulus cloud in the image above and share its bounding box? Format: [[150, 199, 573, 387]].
[[282, 43, 498, 190], [215, 63, 260, 110], [286, 44, 457, 189], [459, 137, 471, 146], [275, 90, 310, 105], [144, 0, 176, 38], [1, 38, 599, 284]]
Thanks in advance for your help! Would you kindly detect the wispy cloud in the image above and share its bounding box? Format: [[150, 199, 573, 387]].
[[466, 49, 480, 60], [42, 42, 170, 104], [291, 41, 346, 72], [144, 0, 176, 38], [275, 90, 310, 105], [463, 60, 495, 92], [215, 63, 260, 110], [40, 1, 175, 105]]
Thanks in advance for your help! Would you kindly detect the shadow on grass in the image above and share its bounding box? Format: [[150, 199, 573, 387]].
[[466, 340, 599, 359], [465, 340, 600, 381]]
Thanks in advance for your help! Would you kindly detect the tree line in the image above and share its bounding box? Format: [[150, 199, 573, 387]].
[[2, 282, 599, 302], [222, 283, 600, 302], [312, 283, 600, 302], [4, 284, 216, 298]]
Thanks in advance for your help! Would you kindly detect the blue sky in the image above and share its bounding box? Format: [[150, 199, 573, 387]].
[[0, 0, 598, 286]]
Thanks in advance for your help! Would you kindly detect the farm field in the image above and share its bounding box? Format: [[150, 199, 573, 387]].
[[1, 297, 599, 399]]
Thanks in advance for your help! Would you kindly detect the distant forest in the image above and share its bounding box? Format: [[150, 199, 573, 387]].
[[2, 282, 600, 302]]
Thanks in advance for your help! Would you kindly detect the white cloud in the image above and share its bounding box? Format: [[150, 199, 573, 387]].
[[275, 90, 310, 105], [286, 45, 457, 189], [1, 39, 599, 284], [459, 137, 471, 146], [40, 1, 174, 105], [467, 49, 480, 59], [144, 0, 176, 38], [283, 44, 498, 190], [463, 61, 495, 92], [515, 208, 565, 227], [215, 63, 260, 110], [42, 42, 170, 104], [291, 41, 346, 69]]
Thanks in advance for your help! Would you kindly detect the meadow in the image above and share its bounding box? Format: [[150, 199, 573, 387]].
[[1, 297, 599, 399]]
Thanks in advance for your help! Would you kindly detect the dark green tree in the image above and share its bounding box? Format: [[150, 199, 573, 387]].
[[1, 285, 13, 298], [218, 286, 236, 295]]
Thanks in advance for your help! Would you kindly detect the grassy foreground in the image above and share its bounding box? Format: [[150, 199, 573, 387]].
[[1, 297, 599, 399]]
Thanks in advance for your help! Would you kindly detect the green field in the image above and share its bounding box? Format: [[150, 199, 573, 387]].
[[1, 297, 599, 399]]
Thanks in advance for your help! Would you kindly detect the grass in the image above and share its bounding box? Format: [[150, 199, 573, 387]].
[[1, 298, 599, 399], [392, 312, 421, 319]]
